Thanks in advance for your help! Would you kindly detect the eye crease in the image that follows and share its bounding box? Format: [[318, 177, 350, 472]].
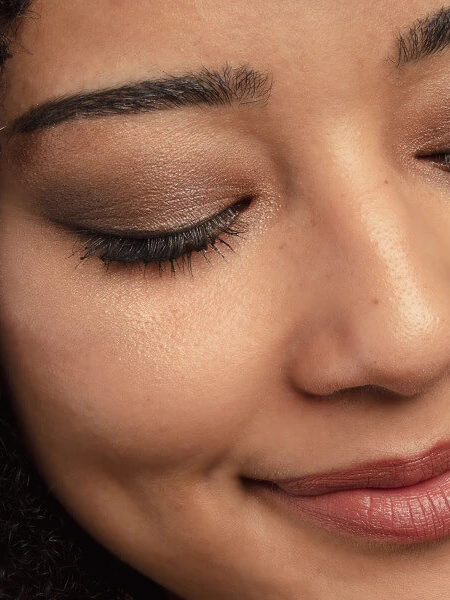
[[61, 195, 253, 275]]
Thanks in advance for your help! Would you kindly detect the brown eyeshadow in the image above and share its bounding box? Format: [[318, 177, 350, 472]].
[[1, 110, 272, 231]]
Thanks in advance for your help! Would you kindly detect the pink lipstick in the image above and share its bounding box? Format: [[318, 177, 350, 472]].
[[255, 442, 450, 543]]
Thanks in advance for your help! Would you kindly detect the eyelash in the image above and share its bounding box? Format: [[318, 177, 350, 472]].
[[71, 196, 252, 275]]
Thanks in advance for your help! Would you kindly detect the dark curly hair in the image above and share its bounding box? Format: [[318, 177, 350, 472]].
[[0, 3, 169, 598]]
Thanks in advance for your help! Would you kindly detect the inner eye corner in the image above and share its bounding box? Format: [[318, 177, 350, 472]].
[[415, 150, 433, 160], [236, 193, 256, 210], [413, 150, 450, 169]]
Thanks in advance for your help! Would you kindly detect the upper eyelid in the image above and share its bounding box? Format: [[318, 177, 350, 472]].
[[53, 196, 253, 239]]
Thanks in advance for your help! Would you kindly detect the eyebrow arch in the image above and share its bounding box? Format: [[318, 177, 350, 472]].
[[396, 6, 450, 66], [5, 64, 273, 136]]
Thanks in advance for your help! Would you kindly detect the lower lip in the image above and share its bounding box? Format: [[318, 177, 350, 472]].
[[258, 470, 450, 543]]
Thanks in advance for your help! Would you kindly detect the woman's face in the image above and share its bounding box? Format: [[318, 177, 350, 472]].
[[1, 1, 450, 598]]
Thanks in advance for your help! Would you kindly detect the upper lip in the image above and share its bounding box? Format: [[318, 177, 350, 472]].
[[260, 442, 450, 497]]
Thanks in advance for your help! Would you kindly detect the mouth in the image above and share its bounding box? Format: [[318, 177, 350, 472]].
[[247, 441, 450, 543]]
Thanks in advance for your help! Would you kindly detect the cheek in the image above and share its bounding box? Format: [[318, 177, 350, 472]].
[[0, 212, 262, 490]]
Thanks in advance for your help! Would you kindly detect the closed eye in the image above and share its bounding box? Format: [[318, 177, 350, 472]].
[[62, 196, 253, 276]]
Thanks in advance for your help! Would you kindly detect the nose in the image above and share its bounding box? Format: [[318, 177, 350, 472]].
[[287, 166, 450, 399]]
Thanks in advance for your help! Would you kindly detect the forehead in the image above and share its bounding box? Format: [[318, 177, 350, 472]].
[[2, 0, 446, 121]]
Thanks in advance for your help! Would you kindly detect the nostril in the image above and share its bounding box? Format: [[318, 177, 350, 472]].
[[338, 384, 394, 397], [305, 384, 406, 403], [336, 384, 416, 403]]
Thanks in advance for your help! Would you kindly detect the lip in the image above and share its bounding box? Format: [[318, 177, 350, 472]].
[[252, 442, 450, 543]]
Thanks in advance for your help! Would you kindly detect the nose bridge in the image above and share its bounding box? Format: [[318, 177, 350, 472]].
[[289, 142, 450, 398]]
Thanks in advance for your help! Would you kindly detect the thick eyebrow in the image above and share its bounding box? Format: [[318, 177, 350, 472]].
[[6, 64, 273, 135], [396, 6, 450, 66]]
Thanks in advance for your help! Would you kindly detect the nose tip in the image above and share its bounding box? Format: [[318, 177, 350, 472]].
[[288, 302, 450, 399], [287, 227, 450, 401], [352, 278, 450, 396]]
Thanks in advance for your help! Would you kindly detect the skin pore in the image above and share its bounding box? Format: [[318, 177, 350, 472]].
[[0, 0, 450, 598]]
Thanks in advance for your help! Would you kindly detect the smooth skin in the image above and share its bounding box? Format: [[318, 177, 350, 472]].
[[1, 1, 450, 598]]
